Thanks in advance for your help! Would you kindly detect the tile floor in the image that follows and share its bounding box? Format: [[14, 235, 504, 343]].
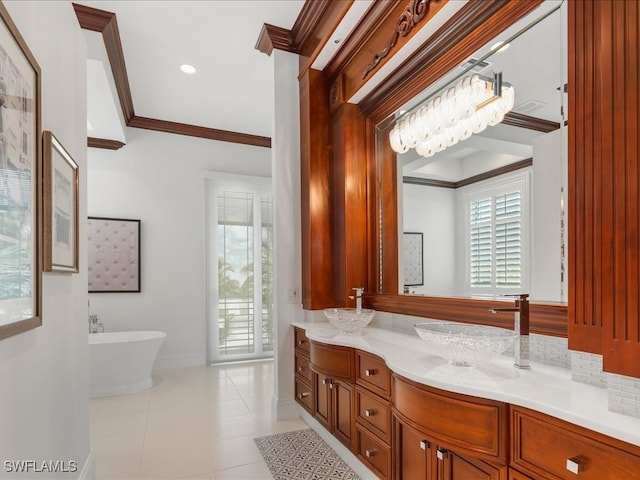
[[90, 360, 308, 479]]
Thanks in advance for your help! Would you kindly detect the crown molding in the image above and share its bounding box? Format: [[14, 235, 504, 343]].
[[255, 23, 296, 56], [502, 111, 561, 133], [74, 3, 271, 149], [128, 116, 271, 148]]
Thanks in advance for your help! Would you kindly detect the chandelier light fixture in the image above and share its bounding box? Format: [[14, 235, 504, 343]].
[[389, 72, 515, 158]]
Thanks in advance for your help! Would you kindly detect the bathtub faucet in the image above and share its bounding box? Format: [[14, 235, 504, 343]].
[[88, 314, 103, 334], [490, 293, 530, 369]]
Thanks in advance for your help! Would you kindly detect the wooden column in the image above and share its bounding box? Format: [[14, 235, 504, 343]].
[[332, 103, 368, 305], [569, 0, 640, 377], [300, 69, 334, 310]]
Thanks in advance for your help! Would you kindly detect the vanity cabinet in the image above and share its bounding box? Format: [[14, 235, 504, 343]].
[[510, 406, 640, 479], [309, 340, 356, 450], [393, 415, 506, 480], [355, 351, 392, 479], [293, 327, 314, 414]]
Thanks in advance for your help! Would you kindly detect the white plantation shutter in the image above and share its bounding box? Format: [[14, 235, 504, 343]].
[[495, 192, 521, 287], [470, 198, 492, 287], [467, 180, 526, 293]]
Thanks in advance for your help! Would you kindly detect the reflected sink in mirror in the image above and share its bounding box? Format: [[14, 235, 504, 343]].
[[414, 322, 517, 367], [323, 308, 376, 335]]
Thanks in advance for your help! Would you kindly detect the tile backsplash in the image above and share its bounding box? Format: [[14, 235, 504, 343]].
[[570, 351, 607, 388], [608, 373, 640, 420]]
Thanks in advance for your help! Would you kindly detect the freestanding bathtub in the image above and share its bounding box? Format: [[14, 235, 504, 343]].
[[89, 331, 166, 398]]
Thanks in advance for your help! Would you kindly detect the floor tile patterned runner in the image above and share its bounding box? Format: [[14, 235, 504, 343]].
[[254, 428, 360, 480]]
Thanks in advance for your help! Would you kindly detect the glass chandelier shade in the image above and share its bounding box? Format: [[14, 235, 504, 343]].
[[389, 73, 515, 158]]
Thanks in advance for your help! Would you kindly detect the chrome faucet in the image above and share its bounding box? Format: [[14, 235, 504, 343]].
[[490, 293, 530, 369], [349, 287, 365, 312]]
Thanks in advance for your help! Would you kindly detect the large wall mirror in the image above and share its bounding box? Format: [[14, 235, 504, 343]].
[[374, 0, 567, 307]]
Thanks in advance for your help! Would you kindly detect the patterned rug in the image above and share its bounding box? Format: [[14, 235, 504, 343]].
[[254, 428, 360, 480]]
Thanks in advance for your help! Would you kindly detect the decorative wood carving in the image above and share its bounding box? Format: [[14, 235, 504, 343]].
[[361, 0, 435, 80], [87, 137, 125, 150], [74, 3, 272, 149], [360, 1, 544, 120]]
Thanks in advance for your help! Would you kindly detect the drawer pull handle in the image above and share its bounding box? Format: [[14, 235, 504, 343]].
[[566, 457, 585, 474], [365, 409, 376, 417], [365, 369, 376, 376], [420, 440, 430, 450], [298, 366, 306, 372], [297, 392, 309, 399], [365, 449, 376, 458], [322, 378, 331, 385], [437, 449, 448, 461], [297, 339, 307, 345]]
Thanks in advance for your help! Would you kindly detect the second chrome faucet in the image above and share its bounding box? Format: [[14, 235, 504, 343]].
[[490, 293, 530, 369]]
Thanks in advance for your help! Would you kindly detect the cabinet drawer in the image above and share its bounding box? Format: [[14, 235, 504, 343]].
[[357, 425, 391, 479], [295, 351, 313, 383], [295, 378, 313, 413], [511, 406, 640, 480], [392, 374, 507, 463], [310, 340, 354, 382], [294, 327, 310, 353], [356, 386, 391, 443], [356, 350, 390, 397]]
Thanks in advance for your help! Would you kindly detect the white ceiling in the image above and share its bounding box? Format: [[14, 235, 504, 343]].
[[77, 0, 306, 143], [77, 0, 566, 169]]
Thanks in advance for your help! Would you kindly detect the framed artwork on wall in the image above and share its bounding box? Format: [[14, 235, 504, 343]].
[[88, 217, 141, 293], [43, 131, 78, 273], [0, 3, 42, 340], [403, 232, 424, 287]]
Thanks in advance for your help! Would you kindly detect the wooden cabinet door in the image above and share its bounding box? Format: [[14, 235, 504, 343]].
[[393, 416, 432, 480], [333, 380, 353, 450], [314, 374, 331, 430], [438, 448, 505, 480]]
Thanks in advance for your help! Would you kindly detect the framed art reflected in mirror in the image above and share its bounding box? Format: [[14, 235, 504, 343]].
[[403, 232, 423, 287], [88, 217, 141, 293]]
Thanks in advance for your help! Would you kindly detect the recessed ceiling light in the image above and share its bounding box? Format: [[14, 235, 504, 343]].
[[490, 41, 510, 53], [180, 64, 197, 74], [334, 38, 341, 44]]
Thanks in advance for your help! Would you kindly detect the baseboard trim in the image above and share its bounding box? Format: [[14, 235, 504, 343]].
[[153, 352, 206, 371]]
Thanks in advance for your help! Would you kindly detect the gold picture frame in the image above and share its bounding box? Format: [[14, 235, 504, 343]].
[[43, 131, 78, 273], [0, 3, 42, 340]]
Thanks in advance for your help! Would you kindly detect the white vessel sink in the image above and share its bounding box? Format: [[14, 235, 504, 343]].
[[323, 308, 376, 335], [414, 322, 517, 367]]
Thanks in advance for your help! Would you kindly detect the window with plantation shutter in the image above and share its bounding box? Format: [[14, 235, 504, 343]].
[[466, 174, 528, 295]]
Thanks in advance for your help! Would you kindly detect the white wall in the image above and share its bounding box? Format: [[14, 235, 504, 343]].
[[531, 126, 566, 302], [402, 184, 456, 295], [0, 1, 91, 478], [270, 50, 302, 420], [87, 128, 271, 369]]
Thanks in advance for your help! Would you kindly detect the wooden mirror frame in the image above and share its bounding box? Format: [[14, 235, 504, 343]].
[[357, 0, 568, 337]]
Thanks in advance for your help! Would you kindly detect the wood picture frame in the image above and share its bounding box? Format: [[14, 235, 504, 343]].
[[0, 3, 42, 340], [43, 131, 78, 273], [87, 217, 141, 293]]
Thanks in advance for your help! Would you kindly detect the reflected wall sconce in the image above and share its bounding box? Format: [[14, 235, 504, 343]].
[[389, 72, 515, 158]]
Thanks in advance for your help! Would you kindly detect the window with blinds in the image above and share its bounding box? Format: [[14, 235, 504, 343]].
[[468, 188, 523, 293]]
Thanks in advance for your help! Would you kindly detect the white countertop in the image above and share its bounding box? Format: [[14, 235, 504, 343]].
[[292, 321, 640, 448]]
